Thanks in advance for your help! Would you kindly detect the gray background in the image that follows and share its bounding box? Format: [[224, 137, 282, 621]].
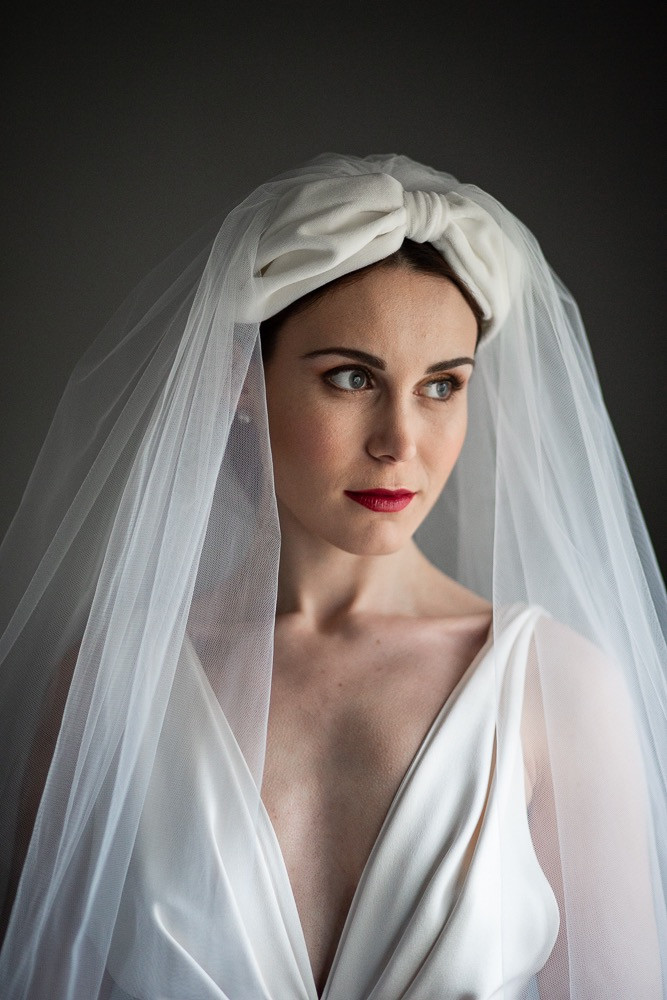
[[2, 5, 665, 573]]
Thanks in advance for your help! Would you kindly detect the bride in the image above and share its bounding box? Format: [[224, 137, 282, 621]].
[[0, 153, 664, 999], [261, 247, 493, 988]]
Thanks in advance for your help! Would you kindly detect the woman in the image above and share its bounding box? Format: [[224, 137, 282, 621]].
[[0, 153, 665, 999]]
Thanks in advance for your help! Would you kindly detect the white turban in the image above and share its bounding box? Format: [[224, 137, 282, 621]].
[[253, 172, 520, 340]]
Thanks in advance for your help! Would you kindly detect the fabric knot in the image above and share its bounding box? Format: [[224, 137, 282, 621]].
[[253, 169, 519, 340], [403, 190, 450, 243]]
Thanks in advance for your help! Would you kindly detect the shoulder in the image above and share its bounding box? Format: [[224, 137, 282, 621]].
[[520, 611, 641, 792], [526, 611, 628, 711]]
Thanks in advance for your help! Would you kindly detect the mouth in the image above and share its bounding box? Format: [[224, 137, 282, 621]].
[[344, 489, 416, 513]]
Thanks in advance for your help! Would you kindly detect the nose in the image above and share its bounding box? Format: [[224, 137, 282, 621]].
[[365, 397, 418, 464]]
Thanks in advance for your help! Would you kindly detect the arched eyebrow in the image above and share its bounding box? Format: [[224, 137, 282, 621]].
[[301, 347, 475, 373]]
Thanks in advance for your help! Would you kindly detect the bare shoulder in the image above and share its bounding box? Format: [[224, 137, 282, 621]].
[[528, 613, 628, 710], [522, 612, 637, 802]]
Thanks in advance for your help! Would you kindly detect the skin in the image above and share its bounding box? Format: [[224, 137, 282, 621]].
[[261, 265, 497, 992]]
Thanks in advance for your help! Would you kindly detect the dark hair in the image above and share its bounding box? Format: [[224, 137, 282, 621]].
[[259, 238, 485, 364]]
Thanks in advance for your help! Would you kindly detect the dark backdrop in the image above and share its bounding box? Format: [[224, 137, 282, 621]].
[[2, 5, 665, 574]]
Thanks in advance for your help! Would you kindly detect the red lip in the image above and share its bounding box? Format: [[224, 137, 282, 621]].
[[344, 489, 416, 513]]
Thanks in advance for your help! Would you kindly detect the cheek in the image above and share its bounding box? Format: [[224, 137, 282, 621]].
[[427, 408, 468, 483], [268, 395, 354, 486]]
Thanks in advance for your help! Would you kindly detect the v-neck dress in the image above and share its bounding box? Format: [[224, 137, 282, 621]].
[[107, 605, 560, 999]]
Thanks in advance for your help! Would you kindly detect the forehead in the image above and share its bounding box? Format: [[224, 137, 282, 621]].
[[278, 266, 478, 360]]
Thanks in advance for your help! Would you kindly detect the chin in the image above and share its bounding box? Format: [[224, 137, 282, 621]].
[[277, 497, 421, 557], [321, 522, 414, 558]]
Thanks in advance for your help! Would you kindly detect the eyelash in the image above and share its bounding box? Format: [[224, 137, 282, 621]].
[[322, 365, 465, 401]]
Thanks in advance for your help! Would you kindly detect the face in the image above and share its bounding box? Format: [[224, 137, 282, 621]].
[[263, 266, 478, 557]]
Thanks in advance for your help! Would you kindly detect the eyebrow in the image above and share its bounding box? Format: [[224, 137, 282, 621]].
[[301, 347, 475, 374]]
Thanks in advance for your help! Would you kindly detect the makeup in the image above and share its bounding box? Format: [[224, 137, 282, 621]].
[[344, 489, 415, 513]]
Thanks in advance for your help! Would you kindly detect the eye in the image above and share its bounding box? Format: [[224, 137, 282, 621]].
[[325, 367, 372, 392], [420, 377, 460, 401]]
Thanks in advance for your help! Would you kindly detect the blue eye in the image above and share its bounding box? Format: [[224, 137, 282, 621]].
[[327, 368, 371, 391], [422, 379, 454, 400]]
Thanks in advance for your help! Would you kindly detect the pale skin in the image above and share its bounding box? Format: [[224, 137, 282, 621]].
[[261, 266, 527, 992]]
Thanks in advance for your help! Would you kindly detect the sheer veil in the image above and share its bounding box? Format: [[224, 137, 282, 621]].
[[0, 153, 665, 998]]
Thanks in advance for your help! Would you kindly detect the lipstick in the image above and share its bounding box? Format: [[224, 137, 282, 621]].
[[344, 489, 416, 513]]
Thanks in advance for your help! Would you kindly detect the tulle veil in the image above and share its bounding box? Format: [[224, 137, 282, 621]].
[[0, 153, 665, 998]]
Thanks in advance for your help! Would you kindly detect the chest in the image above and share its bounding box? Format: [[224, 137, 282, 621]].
[[260, 619, 494, 991]]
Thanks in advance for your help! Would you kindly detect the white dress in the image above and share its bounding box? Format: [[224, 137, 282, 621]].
[[107, 606, 559, 999]]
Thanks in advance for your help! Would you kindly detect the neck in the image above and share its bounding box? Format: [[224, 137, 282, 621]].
[[274, 503, 427, 625]]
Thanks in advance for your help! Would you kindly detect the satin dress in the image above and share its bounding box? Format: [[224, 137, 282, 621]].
[[107, 605, 559, 999]]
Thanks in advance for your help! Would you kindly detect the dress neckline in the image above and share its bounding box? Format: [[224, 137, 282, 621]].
[[314, 619, 496, 998], [187, 617, 497, 999]]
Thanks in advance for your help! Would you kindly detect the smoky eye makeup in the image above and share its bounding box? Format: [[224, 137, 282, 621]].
[[419, 372, 465, 401], [322, 364, 374, 392], [320, 364, 468, 402]]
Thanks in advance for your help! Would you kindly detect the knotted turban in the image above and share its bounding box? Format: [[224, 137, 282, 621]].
[[252, 172, 520, 341]]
